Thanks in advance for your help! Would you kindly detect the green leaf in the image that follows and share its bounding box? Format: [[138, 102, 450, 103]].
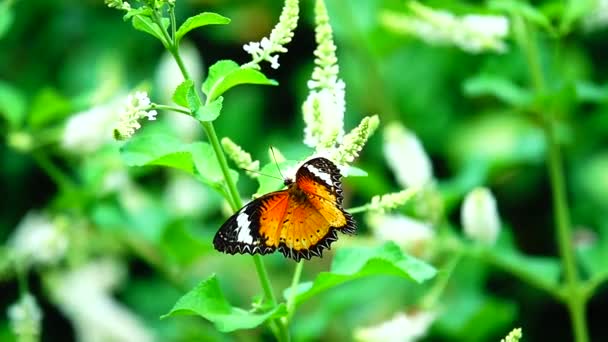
[[194, 97, 223, 122], [120, 134, 196, 174], [162, 274, 287, 332], [202, 60, 277, 102], [191, 141, 239, 191], [0, 1, 14, 39], [575, 81, 608, 103], [463, 75, 533, 107], [28, 88, 72, 128], [488, 0, 554, 34], [175, 12, 230, 44], [160, 221, 212, 266], [255, 160, 298, 197], [0, 81, 26, 129], [172, 80, 193, 108], [284, 242, 436, 305], [172, 79, 201, 111], [132, 15, 170, 46]]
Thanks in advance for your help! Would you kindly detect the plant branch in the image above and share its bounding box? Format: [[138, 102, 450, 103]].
[[152, 11, 288, 340], [513, 13, 588, 342]]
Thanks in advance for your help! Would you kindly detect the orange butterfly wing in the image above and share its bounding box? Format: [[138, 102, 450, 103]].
[[214, 157, 356, 261]]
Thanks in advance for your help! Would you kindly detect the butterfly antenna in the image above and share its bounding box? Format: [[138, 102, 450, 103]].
[[241, 167, 283, 181], [269, 146, 286, 180]]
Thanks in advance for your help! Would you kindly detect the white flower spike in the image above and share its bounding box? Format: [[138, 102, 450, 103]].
[[382, 2, 509, 54], [7, 294, 42, 340], [242, 0, 299, 70], [113, 91, 158, 141]]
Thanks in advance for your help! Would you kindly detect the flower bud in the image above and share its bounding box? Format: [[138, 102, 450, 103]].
[[461, 187, 501, 245]]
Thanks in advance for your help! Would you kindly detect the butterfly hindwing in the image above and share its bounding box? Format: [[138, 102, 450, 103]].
[[213, 192, 288, 255]]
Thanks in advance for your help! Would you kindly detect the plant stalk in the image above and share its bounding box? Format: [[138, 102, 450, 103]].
[[513, 14, 588, 342], [157, 12, 288, 341]]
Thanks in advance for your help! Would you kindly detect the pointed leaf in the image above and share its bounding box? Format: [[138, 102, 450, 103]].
[[132, 15, 170, 45], [172, 79, 201, 111], [0, 1, 14, 39], [175, 12, 230, 44], [463, 75, 533, 107], [120, 134, 196, 174], [162, 274, 287, 332], [172, 80, 194, 108], [255, 160, 298, 197], [0, 81, 26, 129], [202, 60, 277, 102], [284, 242, 436, 305], [194, 96, 223, 122], [191, 141, 239, 189]]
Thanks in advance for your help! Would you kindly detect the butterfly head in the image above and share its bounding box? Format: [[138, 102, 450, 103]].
[[283, 177, 294, 186]]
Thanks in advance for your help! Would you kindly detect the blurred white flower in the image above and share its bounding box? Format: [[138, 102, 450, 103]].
[[100, 169, 131, 195], [7, 294, 42, 341], [461, 187, 501, 245], [383, 122, 433, 188], [113, 91, 158, 141], [221, 137, 260, 178], [163, 173, 211, 217], [382, 2, 509, 54], [155, 42, 203, 142], [62, 104, 119, 154], [242, 0, 299, 69], [9, 212, 68, 267], [583, 0, 608, 31], [49, 260, 154, 342], [355, 310, 437, 342], [366, 212, 434, 256]]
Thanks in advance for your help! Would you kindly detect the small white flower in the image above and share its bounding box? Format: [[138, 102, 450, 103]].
[[383, 122, 433, 188], [164, 173, 211, 217], [368, 188, 420, 213], [501, 327, 523, 342], [461, 187, 501, 245], [366, 212, 434, 256], [113, 91, 158, 140], [7, 294, 42, 340], [48, 260, 154, 342], [355, 310, 437, 342], [9, 212, 68, 266], [62, 104, 119, 154]]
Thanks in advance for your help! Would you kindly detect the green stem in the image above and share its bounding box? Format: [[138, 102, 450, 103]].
[[152, 104, 190, 115], [287, 261, 304, 319], [546, 125, 588, 342], [513, 14, 588, 342], [152, 12, 288, 341], [31, 152, 76, 193]]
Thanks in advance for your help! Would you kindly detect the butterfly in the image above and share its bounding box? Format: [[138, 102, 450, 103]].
[[213, 157, 356, 261]]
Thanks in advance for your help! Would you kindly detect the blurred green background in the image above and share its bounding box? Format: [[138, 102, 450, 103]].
[[1, 0, 608, 341]]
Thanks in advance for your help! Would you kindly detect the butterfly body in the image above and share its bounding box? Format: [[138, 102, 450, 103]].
[[214, 157, 356, 261]]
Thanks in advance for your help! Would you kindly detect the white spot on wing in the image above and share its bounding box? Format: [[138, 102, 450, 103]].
[[236, 212, 253, 244], [305, 164, 333, 186]]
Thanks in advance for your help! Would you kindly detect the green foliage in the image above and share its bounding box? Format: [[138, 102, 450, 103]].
[[162, 274, 288, 332], [286, 242, 436, 305], [2, 0, 608, 341], [175, 12, 230, 44], [202, 60, 277, 102]]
